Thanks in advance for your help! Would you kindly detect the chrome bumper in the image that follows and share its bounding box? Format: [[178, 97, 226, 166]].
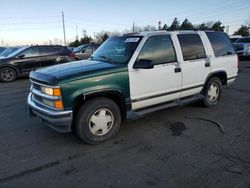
[[27, 93, 73, 132]]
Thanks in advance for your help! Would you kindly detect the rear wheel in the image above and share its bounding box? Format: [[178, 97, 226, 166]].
[[76, 98, 121, 144], [0, 67, 17, 82], [203, 77, 222, 107]]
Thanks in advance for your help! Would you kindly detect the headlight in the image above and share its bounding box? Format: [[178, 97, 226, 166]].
[[41, 86, 61, 96]]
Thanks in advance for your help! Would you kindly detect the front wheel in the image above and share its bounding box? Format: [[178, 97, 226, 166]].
[[0, 67, 17, 82], [76, 98, 121, 144], [203, 77, 222, 107]]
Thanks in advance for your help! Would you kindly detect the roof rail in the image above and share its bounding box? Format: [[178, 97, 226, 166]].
[[163, 28, 215, 32]]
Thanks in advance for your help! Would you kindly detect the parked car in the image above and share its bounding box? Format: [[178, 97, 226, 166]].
[[0, 47, 20, 58], [67, 46, 75, 52], [229, 35, 242, 43], [27, 30, 238, 144], [0, 45, 76, 82], [74, 43, 99, 60], [0, 47, 6, 54], [233, 37, 250, 60]]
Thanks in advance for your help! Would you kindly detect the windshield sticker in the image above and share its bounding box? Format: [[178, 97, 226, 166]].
[[125, 38, 140, 43]]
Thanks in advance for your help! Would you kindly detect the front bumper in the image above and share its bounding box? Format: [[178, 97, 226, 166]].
[[27, 93, 73, 132]]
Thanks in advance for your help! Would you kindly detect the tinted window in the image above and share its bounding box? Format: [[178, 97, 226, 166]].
[[137, 35, 176, 65], [235, 37, 250, 43], [82, 46, 92, 53], [19, 47, 39, 57], [206, 32, 235, 57], [178, 34, 206, 61], [38, 46, 51, 55]]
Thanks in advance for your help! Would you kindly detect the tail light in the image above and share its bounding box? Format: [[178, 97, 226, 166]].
[[68, 52, 76, 59]]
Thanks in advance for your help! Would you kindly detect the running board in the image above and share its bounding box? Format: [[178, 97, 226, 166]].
[[127, 94, 204, 120]]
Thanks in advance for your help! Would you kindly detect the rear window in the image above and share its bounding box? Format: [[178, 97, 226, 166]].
[[206, 32, 235, 57], [177, 34, 206, 61]]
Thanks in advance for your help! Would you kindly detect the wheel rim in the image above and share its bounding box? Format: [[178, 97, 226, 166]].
[[89, 108, 114, 136], [1, 69, 15, 81], [207, 82, 219, 102]]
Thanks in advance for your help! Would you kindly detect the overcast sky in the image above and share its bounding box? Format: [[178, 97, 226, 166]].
[[0, 0, 250, 46]]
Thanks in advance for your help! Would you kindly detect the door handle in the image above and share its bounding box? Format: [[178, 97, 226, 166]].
[[174, 67, 181, 73], [205, 62, 210, 67]]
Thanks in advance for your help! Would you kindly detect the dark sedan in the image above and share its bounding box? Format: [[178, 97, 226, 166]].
[[0, 45, 76, 82]]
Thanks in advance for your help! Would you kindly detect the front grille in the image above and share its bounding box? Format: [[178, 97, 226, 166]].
[[30, 80, 62, 111]]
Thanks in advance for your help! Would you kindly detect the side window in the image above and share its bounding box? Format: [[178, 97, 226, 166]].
[[51, 47, 63, 53], [177, 34, 206, 61], [137, 35, 176, 65], [84, 46, 92, 53], [206, 32, 236, 57], [38, 47, 51, 56], [19, 47, 39, 58]]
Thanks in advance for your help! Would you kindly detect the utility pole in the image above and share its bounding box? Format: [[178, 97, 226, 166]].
[[132, 22, 135, 32], [76, 25, 78, 40], [1, 38, 4, 46], [62, 11, 66, 46]]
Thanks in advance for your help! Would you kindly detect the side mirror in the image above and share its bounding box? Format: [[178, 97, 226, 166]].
[[81, 49, 86, 53], [133, 59, 153, 69], [17, 54, 25, 59]]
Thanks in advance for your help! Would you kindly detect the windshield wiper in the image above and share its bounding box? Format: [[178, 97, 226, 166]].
[[99, 55, 115, 64]]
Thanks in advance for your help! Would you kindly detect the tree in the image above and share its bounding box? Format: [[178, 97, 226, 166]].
[[69, 39, 80, 47], [180, 19, 193, 29], [169, 17, 180, 30], [233, 25, 250, 36], [144, 25, 156, 31], [80, 36, 92, 44], [211, 21, 225, 31], [102, 33, 109, 42], [195, 23, 208, 30]]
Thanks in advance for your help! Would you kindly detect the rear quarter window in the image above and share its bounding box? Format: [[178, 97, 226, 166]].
[[177, 34, 206, 61], [206, 32, 235, 57]]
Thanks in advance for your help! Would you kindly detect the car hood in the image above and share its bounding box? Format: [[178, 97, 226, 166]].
[[30, 60, 128, 85]]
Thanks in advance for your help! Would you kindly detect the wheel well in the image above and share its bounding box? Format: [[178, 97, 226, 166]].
[[0, 66, 19, 77], [202, 71, 227, 93], [71, 91, 127, 131]]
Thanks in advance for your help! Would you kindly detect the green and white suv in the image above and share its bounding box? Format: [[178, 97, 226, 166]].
[[27, 30, 238, 144]]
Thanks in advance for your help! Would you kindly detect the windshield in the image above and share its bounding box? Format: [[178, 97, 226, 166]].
[[7, 46, 28, 57], [91, 36, 142, 64], [0, 47, 20, 57], [235, 37, 250, 43]]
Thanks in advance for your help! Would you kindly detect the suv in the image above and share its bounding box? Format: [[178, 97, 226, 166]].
[[0, 45, 75, 82], [27, 31, 238, 144], [74, 43, 99, 60], [233, 37, 250, 60]]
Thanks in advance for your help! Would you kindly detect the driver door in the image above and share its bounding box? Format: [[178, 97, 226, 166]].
[[14, 47, 40, 73], [129, 35, 182, 110]]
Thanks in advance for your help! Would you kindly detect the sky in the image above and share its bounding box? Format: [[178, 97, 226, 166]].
[[0, 0, 250, 46]]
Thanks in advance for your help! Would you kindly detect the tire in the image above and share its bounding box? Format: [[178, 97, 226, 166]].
[[202, 77, 222, 107], [76, 97, 121, 144], [0, 67, 17, 82]]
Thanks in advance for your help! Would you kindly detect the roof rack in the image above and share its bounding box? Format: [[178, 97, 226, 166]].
[[163, 28, 215, 32]]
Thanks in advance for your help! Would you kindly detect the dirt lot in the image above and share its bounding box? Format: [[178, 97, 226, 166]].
[[0, 61, 250, 188]]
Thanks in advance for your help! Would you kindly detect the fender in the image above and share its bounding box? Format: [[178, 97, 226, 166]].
[[75, 89, 129, 119], [0, 64, 20, 77], [202, 70, 227, 93]]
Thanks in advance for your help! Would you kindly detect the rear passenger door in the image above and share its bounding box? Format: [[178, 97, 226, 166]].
[[177, 33, 211, 98], [38, 46, 60, 68]]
